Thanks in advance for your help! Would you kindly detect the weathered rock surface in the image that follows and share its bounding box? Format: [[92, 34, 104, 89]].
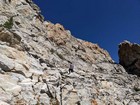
[[119, 41, 140, 76], [0, 0, 139, 105]]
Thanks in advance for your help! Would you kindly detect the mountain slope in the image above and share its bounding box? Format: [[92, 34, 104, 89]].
[[0, 0, 139, 105]]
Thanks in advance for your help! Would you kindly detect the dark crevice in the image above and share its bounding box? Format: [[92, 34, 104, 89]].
[[11, 70, 26, 77]]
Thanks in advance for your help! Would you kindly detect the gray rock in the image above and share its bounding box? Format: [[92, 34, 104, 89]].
[[0, 54, 14, 72]]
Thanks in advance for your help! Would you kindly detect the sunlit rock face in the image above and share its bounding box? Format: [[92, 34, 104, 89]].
[[119, 41, 140, 76], [0, 0, 139, 105]]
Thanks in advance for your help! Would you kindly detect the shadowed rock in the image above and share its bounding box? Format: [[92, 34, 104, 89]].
[[118, 41, 140, 76]]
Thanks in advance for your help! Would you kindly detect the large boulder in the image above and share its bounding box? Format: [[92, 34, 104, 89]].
[[118, 41, 140, 76]]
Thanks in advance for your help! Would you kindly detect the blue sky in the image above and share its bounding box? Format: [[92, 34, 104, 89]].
[[33, 0, 140, 62]]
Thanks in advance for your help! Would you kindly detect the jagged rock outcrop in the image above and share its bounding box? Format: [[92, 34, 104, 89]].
[[0, 0, 140, 105], [119, 41, 140, 76]]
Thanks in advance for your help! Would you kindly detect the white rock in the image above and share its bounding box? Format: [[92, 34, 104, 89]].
[[0, 100, 10, 105], [128, 102, 138, 105]]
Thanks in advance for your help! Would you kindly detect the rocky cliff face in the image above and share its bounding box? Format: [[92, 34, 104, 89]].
[[0, 0, 139, 105]]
